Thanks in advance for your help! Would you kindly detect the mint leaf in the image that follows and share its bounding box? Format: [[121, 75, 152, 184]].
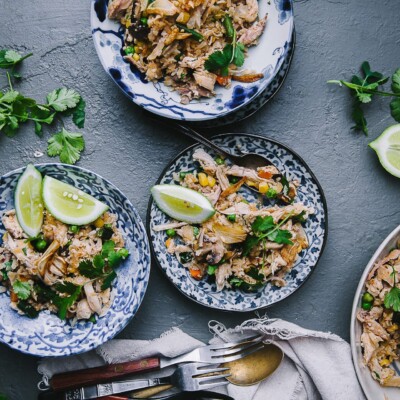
[[46, 88, 80, 112], [12, 280, 31, 300], [47, 128, 85, 165]]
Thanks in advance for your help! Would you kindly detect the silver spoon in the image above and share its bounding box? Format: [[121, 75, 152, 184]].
[[174, 123, 278, 172]]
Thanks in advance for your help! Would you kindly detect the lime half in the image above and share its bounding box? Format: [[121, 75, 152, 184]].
[[151, 184, 215, 224], [42, 176, 108, 225], [15, 164, 44, 237], [369, 124, 400, 178]]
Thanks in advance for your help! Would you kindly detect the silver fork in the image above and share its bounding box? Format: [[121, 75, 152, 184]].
[[49, 334, 265, 391], [63, 363, 231, 400]]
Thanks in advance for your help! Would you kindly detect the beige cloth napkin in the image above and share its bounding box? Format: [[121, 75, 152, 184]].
[[38, 317, 366, 400]]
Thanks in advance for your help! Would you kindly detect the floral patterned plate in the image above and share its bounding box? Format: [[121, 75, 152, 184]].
[[0, 164, 151, 357], [147, 134, 328, 311], [91, 0, 294, 121]]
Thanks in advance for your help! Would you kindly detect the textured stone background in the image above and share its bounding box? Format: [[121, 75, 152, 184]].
[[0, 0, 399, 398]]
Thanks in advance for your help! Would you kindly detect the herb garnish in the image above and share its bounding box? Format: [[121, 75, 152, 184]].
[[12, 280, 32, 300], [384, 266, 400, 312], [0, 48, 86, 164], [242, 214, 294, 257], [78, 240, 129, 290], [328, 62, 400, 135], [204, 14, 245, 76]]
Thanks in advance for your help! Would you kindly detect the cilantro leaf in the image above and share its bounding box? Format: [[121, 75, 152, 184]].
[[46, 88, 80, 112], [78, 259, 103, 279], [384, 286, 400, 312], [242, 235, 260, 257], [390, 98, 400, 122], [232, 42, 245, 67], [204, 48, 230, 72], [17, 300, 39, 318], [102, 240, 116, 258], [47, 128, 85, 164], [54, 281, 80, 295], [267, 229, 293, 245], [53, 285, 82, 320], [101, 270, 117, 290], [351, 102, 368, 135], [252, 216, 275, 234], [0, 49, 32, 69], [72, 97, 86, 128], [12, 280, 32, 300], [392, 68, 400, 93]]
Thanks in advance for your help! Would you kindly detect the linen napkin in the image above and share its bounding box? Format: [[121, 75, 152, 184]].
[[38, 317, 366, 400]]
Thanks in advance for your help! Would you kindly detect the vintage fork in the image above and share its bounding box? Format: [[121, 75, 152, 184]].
[[62, 363, 231, 400], [50, 334, 265, 391]]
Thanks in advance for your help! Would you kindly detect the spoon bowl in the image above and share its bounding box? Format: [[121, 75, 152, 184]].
[[221, 342, 284, 386]]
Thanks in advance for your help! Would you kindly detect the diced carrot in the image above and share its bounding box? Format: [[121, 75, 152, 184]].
[[10, 291, 18, 303], [216, 75, 230, 86], [165, 238, 173, 248], [258, 170, 273, 179], [190, 269, 202, 280]]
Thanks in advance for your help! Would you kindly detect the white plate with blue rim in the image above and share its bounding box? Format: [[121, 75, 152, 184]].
[[0, 164, 151, 357], [147, 133, 328, 311], [350, 225, 400, 400], [91, 0, 294, 121]]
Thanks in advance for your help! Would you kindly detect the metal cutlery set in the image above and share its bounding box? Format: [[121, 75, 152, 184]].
[[39, 334, 265, 400]]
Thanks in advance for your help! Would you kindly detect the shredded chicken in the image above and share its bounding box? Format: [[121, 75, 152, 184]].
[[359, 245, 400, 386], [153, 150, 312, 291]]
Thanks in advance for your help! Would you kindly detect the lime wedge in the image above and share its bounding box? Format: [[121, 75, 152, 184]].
[[42, 176, 108, 225], [15, 164, 44, 237], [151, 184, 215, 224], [369, 124, 400, 178]]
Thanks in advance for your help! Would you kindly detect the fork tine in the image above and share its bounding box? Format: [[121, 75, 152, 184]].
[[207, 334, 264, 351], [218, 343, 265, 363], [196, 373, 232, 383], [210, 336, 264, 356], [194, 366, 230, 374], [197, 379, 230, 391]]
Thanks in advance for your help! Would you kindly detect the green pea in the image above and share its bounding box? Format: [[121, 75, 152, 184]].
[[166, 229, 176, 238], [266, 188, 278, 199], [140, 17, 148, 25], [118, 248, 129, 258], [207, 265, 218, 275], [215, 156, 225, 165], [179, 171, 189, 180], [227, 214, 236, 222], [34, 239, 48, 252], [229, 176, 240, 184], [362, 292, 374, 303], [362, 301, 373, 311], [69, 225, 79, 234], [124, 46, 135, 55]]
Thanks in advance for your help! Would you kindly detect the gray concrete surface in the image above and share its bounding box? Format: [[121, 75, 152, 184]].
[[0, 0, 399, 398]]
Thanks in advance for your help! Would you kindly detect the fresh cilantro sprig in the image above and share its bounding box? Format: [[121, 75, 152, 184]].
[[0, 49, 33, 78], [204, 14, 245, 76], [12, 280, 32, 300], [0, 49, 86, 164], [78, 240, 129, 291], [242, 214, 294, 257], [328, 62, 400, 135], [384, 266, 400, 312]]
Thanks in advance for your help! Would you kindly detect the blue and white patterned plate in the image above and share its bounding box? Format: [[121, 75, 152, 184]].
[[91, 0, 294, 121], [0, 164, 151, 357], [148, 134, 328, 311]]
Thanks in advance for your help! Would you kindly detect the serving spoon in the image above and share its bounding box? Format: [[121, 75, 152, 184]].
[[173, 123, 277, 172]]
